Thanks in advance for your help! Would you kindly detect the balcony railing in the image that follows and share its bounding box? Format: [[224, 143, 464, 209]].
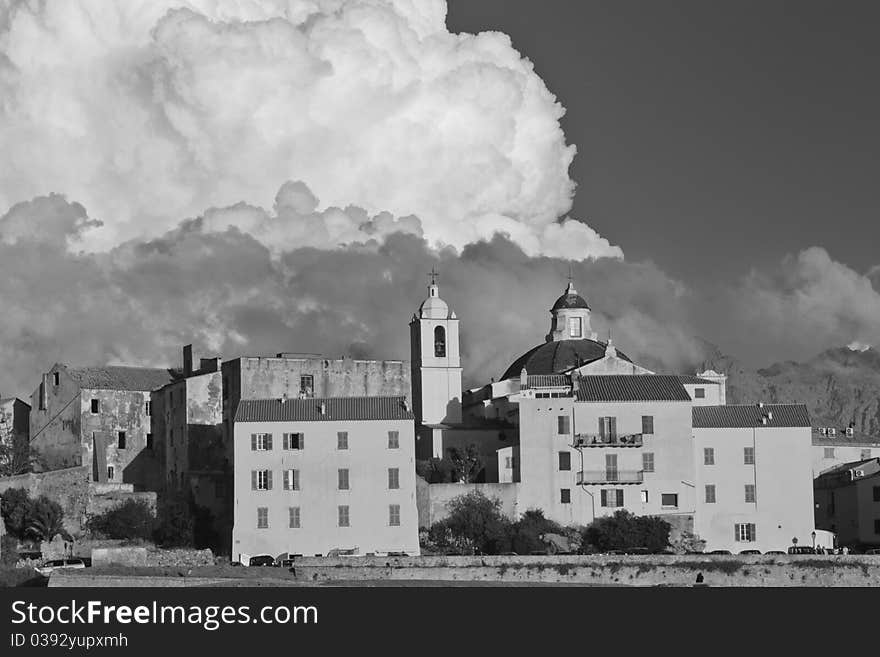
[[572, 433, 644, 448], [577, 470, 644, 485]]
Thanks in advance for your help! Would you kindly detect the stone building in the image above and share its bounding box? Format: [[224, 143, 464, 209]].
[[0, 397, 30, 474], [29, 364, 175, 491]]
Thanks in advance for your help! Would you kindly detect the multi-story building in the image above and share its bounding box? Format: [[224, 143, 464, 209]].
[[0, 397, 30, 473], [812, 428, 880, 477], [231, 396, 419, 560], [29, 364, 175, 490], [411, 277, 819, 552], [814, 458, 880, 549], [693, 404, 814, 552]]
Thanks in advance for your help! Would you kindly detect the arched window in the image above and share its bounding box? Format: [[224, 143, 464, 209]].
[[434, 326, 446, 358]]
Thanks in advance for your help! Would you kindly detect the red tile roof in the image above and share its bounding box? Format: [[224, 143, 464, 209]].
[[65, 365, 177, 392], [575, 375, 691, 402], [234, 396, 415, 423], [692, 404, 811, 429]]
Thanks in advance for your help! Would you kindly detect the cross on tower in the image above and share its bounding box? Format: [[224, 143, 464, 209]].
[[567, 262, 573, 284], [428, 267, 440, 285]]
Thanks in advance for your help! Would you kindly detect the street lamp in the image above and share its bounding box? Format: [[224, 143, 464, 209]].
[[811, 531, 817, 550]]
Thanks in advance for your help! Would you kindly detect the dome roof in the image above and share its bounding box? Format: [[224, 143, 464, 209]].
[[551, 281, 590, 311], [501, 339, 632, 380], [418, 283, 450, 319]]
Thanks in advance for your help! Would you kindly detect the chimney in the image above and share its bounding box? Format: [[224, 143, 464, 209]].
[[183, 344, 193, 377], [199, 357, 221, 373], [40, 373, 49, 411], [319, 401, 326, 415], [402, 396, 410, 412], [767, 411, 773, 421], [520, 368, 528, 390]]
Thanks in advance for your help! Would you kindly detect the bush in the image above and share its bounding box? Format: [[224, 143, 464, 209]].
[[24, 496, 68, 542], [510, 509, 563, 555], [1, 534, 20, 566], [87, 499, 155, 541], [154, 493, 194, 547], [583, 510, 671, 553], [0, 488, 31, 537], [416, 458, 458, 483], [428, 491, 513, 555]]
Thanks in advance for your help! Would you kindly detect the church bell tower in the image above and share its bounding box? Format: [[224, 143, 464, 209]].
[[409, 269, 462, 425]]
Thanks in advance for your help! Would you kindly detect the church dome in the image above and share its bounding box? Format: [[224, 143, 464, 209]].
[[551, 285, 590, 311], [501, 339, 632, 380], [418, 282, 450, 319]]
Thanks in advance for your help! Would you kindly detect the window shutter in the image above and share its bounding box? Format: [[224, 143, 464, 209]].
[[610, 417, 617, 439], [283, 434, 288, 450], [266, 434, 272, 450], [251, 434, 257, 451], [598, 418, 605, 440], [251, 471, 257, 490], [616, 489, 624, 507], [294, 470, 299, 490], [266, 470, 273, 490], [300, 434, 304, 449], [734, 524, 739, 542], [751, 524, 756, 542]]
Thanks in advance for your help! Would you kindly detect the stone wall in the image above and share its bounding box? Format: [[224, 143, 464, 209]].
[[417, 479, 520, 528], [290, 554, 880, 587]]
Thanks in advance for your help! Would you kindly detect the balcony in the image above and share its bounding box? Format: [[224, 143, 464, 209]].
[[572, 433, 644, 448], [577, 470, 644, 485]]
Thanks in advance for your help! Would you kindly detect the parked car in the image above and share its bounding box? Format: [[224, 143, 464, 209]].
[[764, 551, 786, 555], [708, 550, 732, 555], [248, 554, 278, 567], [739, 550, 762, 555], [787, 546, 816, 555], [865, 548, 880, 555], [35, 558, 87, 576]]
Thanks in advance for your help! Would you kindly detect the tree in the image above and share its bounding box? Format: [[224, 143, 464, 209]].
[[416, 457, 458, 483], [583, 510, 671, 553], [25, 496, 68, 543], [510, 509, 563, 555], [0, 487, 31, 537], [0, 444, 45, 477], [428, 490, 512, 554], [87, 499, 155, 541], [447, 444, 484, 483], [154, 491, 194, 547]]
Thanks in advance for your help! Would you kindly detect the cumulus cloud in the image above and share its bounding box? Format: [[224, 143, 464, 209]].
[[0, 0, 621, 260]]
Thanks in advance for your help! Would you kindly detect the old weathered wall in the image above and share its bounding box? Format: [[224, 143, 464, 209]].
[[418, 480, 521, 528], [29, 368, 83, 470], [0, 467, 90, 535]]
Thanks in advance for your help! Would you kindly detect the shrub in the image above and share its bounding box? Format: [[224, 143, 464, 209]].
[[87, 499, 155, 541], [510, 509, 563, 555], [416, 458, 458, 483], [428, 490, 513, 555], [1, 534, 20, 566], [583, 510, 671, 553], [154, 493, 194, 547], [24, 496, 68, 543], [0, 488, 31, 537]]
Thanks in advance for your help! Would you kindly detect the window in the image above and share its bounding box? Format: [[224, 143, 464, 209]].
[[703, 447, 715, 465], [91, 399, 99, 414], [744, 484, 756, 503], [598, 416, 616, 441], [283, 433, 304, 450], [257, 507, 268, 529], [107, 466, 115, 481], [705, 485, 716, 504], [642, 452, 655, 473], [434, 326, 446, 358], [862, 449, 872, 460], [874, 486, 880, 503], [557, 415, 571, 435], [640, 490, 649, 504], [252, 469, 272, 491], [53, 372, 60, 386], [558, 451, 571, 471], [300, 375, 314, 397], [145, 433, 153, 450], [641, 415, 654, 435], [338, 468, 349, 490], [337, 432, 349, 450], [560, 488, 571, 504], [605, 453, 618, 481], [388, 468, 400, 489], [735, 523, 756, 542], [388, 431, 399, 449], [251, 433, 272, 451], [661, 493, 678, 508], [389, 504, 401, 526], [875, 519, 880, 536], [117, 431, 126, 449], [824, 447, 835, 459], [145, 401, 152, 416], [744, 447, 755, 465], [694, 387, 705, 399], [600, 489, 624, 507], [283, 469, 300, 491], [338, 505, 350, 527], [504, 457, 513, 469], [289, 507, 300, 529], [568, 317, 582, 338]]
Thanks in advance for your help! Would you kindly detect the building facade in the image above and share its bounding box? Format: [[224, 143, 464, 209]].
[[232, 396, 419, 560], [814, 458, 880, 549], [0, 397, 30, 474], [29, 365, 174, 490]]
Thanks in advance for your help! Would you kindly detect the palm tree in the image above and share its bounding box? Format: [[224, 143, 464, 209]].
[[24, 496, 70, 543]]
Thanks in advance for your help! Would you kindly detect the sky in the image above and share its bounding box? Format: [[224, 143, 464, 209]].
[[0, 0, 878, 397], [448, 1, 880, 282]]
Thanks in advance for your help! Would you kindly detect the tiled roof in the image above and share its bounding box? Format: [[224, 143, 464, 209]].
[[812, 434, 880, 446], [677, 375, 717, 385], [526, 374, 571, 388], [692, 404, 811, 429], [502, 339, 633, 380], [65, 366, 177, 392], [575, 375, 691, 402], [234, 396, 415, 423]]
